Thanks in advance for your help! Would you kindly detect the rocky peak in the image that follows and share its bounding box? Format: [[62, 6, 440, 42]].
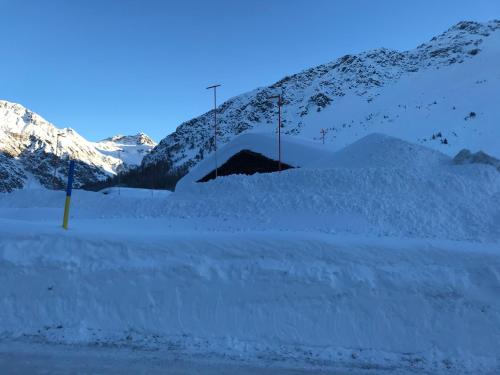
[[0, 100, 150, 191], [102, 133, 156, 146]]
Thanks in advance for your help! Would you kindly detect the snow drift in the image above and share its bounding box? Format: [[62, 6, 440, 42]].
[[1, 227, 499, 373], [175, 134, 500, 242], [0, 133, 499, 373]]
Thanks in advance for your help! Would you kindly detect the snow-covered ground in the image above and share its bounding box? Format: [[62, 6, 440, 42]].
[[99, 186, 172, 198], [0, 134, 499, 374]]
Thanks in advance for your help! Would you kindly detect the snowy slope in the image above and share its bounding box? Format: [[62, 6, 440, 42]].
[[309, 132, 451, 169], [144, 20, 500, 175], [0, 100, 153, 191], [94, 133, 156, 170]]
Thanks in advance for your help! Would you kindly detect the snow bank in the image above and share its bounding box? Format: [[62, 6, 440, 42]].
[[99, 187, 172, 198], [1, 135, 498, 243], [173, 134, 500, 242], [0, 226, 499, 373], [309, 133, 451, 169]]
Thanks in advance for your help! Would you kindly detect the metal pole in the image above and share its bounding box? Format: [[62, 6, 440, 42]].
[[269, 95, 283, 172], [207, 84, 221, 179], [214, 87, 218, 179], [278, 96, 282, 172]]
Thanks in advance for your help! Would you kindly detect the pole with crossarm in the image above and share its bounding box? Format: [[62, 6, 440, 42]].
[[268, 95, 283, 172], [206, 84, 221, 179]]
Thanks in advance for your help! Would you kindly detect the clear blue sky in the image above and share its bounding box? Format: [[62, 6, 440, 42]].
[[1, 0, 499, 141]]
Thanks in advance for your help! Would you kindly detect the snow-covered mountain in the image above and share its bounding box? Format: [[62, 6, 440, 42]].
[[3, 20, 498, 192], [0, 100, 153, 192], [144, 20, 500, 175], [94, 133, 156, 171]]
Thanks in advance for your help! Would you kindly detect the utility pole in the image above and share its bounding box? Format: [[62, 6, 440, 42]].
[[320, 128, 327, 144], [206, 84, 221, 179], [268, 95, 283, 172]]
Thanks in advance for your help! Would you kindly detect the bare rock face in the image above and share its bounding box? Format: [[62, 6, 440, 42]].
[[100, 133, 156, 147], [454, 149, 500, 171]]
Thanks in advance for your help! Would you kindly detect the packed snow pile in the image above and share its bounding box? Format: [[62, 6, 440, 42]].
[[309, 132, 451, 169], [175, 134, 500, 242], [0, 134, 499, 373]]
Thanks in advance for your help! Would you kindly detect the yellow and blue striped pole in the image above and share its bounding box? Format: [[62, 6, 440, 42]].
[[62, 160, 75, 230]]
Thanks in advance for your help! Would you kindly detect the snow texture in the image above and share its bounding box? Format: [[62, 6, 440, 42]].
[[176, 132, 334, 189], [0, 134, 499, 373], [94, 133, 156, 170]]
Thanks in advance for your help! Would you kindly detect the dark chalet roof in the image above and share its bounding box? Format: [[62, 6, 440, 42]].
[[197, 149, 293, 183]]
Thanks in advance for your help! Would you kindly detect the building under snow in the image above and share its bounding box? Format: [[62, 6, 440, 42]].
[[175, 133, 334, 190]]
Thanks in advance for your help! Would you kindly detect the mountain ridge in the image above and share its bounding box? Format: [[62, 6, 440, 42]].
[[142, 20, 500, 180], [0, 100, 154, 191], [2, 20, 499, 192]]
